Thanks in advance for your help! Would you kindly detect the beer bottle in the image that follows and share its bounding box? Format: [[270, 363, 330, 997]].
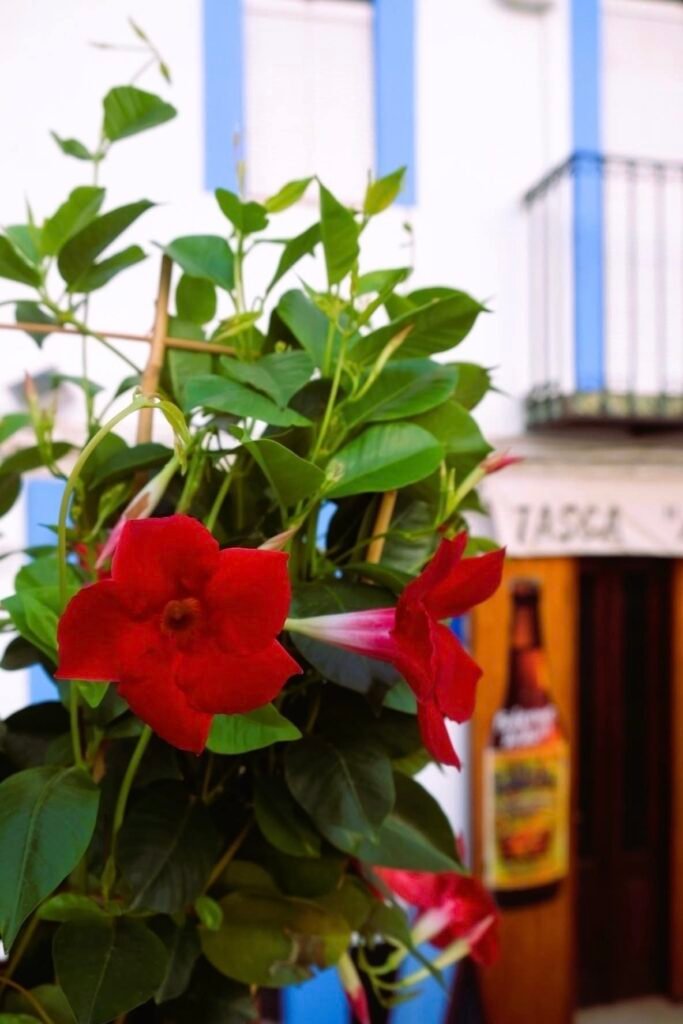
[[483, 579, 570, 907]]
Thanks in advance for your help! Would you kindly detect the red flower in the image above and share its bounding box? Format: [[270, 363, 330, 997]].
[[286, 534, 504, 766], [375, 863, 499, 966], [56, 515, 301, 752]]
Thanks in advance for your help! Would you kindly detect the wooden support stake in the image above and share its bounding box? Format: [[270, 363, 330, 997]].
[[137, 256, 172, 445], [366, 489, 397, 565], [0, 320, 236, 356]]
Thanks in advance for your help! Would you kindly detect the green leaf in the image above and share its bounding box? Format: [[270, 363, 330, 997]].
[[0, 412, 31, 444], [77, 682, 108, 709], [200, 892, 350, 987], [184, 375, 311, 427], [356, 267, 411, 296], [264, 177, 313, 213], [176, 274, 217, 324], [3, 587, 64, 659], [42, 187, 106, 256], [267, 222, 321, 293], [5, 983, 77, 1024], [327, 423, 443, 499], [37, 894, 110, 924], [54, 917, 168, 1024], [351, 292, 485, 364], [244, 438, 324, 507], [412, 398, 491, 458], [211, 312, 260, 341], [167, 347, 212, 405], [451, 362, 493, 410], [215, 189, 269, 234], [207, 704, 301, 755], [88, 442, 171, 488], [163, 235, 234, 290], [58, 200, 153, 286], [285, 736, 394, 852], [277, 290, 336, 370], [351, 772, 459, 871], [364, 167, 406, 215], [319, 184, 359, 285], [194, 895, 223, 931], [0, 1014, 42, 1022], [103, 85, 176, 141], [69, 245, 146, 294], [0, 473, 21, 517], [117, 780, 221, 912], [50, 132, 96, 161], [15, 302, 57, 345], [343, 359, 458, 428], [220, 351, 313, 407], [152, 919, 201, 1004], [254, 777, 321, 858], [0, 442, 71, 475], [0, 236, 40, 286], [6, 225, 41, 267], [0, 766, 100, 947]]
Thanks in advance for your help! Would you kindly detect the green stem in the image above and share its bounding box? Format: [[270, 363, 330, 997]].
[[312, 333, 348, 461], [0, 977, 56, 1024], [204, 469, 233, 533], [205, 818, 252, 890], [57, 396, 153, 769], [2, 914, 39, 982], [111, 725, 152, 840]]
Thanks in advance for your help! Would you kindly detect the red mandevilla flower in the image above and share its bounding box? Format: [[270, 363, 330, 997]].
[[286, 534, 504, 767], [56, 515, 301, 752], [375, 863, 500, 966]]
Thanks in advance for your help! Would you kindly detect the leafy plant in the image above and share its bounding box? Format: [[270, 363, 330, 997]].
[[0, 26, 505, 1024]]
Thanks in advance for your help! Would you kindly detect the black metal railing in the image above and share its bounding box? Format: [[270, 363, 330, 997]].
[[524, 151, 683, 429]]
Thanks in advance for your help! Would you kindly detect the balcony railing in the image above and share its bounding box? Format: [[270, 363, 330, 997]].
[[524, 151, 683, 429]]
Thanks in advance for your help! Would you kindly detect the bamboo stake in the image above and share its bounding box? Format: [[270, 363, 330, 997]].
[[366, 489, 398, 565], [0, 320, 236, 356], [137, 256, 172, 443]]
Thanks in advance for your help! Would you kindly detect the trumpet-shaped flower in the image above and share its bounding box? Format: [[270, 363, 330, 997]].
[[56, 515, 301, 752], [286, 534, 504, 766], [375, 862, 499, 966]]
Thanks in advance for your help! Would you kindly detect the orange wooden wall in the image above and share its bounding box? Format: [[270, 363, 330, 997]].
[[470, 558, 578, 1024]]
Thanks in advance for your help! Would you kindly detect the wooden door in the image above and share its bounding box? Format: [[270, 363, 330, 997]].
[[577, 559, 671, 1005]]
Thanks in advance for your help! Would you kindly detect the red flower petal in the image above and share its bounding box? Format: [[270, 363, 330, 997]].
[[176, 640, 301, 715], [432, 623, 482, 724], [112, 515, 219, 612], [417, 700, 461, 768], [117, 674, 212, 753], [205, 547, 291, 654], [421, 543, 505, 621], [400, 534, 467, 612], [56, 580, 129, 681], [374, 867, 442, 909], [392, 602, 437, 699]]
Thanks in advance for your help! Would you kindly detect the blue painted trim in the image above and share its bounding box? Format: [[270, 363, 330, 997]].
[[392, 951, 455, 1024], [26, 479, 64, 703], [203, 0, 244, 192], [282, 968, 349, 1024], [570, 0, 604, 391], [374, 0, 416, 205]]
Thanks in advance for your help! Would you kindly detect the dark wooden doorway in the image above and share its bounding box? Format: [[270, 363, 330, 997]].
[[577, 559, 672, 1006]]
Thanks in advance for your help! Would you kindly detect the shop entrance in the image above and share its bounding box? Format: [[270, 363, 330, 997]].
[[577, 559, 672, 1006]]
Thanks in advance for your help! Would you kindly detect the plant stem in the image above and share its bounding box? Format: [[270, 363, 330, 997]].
[[205, 819, 252, 890], [57, 395, 153, 769], [0, 977, 56, 1024], [111, 725, 153, 841], [205, 469, 233, 533], [312, 332, 348, 461], [2, 914, 39, 982]]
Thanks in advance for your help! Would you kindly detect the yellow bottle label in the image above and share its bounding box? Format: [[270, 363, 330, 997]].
[[483, 736, 570, 891]]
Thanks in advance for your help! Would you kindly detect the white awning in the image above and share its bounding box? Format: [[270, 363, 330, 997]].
[[481, 435, 683, 557]]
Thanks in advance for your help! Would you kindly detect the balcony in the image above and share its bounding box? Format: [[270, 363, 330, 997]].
[[525, 151, 683, 430]]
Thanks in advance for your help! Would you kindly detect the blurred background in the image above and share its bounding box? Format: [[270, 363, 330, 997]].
[[0, 1, 682, 1022]]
